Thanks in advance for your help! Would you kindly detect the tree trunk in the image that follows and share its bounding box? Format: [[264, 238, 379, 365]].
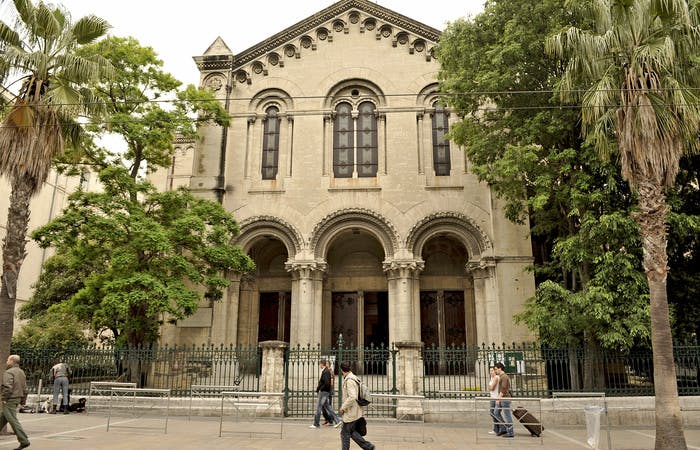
[[0, 176, 33, 434], [0, 175, 33, 366], [635, 180, 687, 450]]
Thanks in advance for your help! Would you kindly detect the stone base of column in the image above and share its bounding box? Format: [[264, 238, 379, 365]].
[[396, 398, 424, 421]]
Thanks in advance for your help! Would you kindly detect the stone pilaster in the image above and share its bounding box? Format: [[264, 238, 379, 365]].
[[466, 257, 498, 346], [394, 341, 424, 420], [286, 260, 327, 346], [211, 272, 241, 345], [384, 259, 424, 344]]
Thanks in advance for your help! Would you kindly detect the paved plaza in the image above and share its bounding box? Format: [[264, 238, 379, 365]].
[[2, 412, 700, 450]]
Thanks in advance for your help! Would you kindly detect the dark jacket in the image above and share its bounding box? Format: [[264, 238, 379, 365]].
[[316, 367, 332, 392], [2, 365, 28, 403]]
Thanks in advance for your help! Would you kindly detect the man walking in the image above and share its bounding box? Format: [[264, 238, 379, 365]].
[[338, 362, 374, 450], [1, 354, 30, 449], [493, 362, 514, 438], [49, 359, 71, 414], [310, 359, 340, 428]]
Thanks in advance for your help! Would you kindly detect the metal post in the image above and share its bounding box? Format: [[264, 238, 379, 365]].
[[337, 334, 344, 401]]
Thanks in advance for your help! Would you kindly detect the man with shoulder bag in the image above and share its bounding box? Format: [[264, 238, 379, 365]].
[[338, 362, 374, 450]]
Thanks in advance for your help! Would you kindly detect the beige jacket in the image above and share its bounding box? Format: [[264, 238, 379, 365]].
[[340, 371, 364, 423], [2, 365, 28, 403]]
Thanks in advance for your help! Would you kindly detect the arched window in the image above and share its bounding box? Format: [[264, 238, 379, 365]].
[[357, 102, 378, 177], [333, 102, 354, 177], [261, 106, 280, 179], [333, 101, 378, 178], [432, 103, 450, 176]]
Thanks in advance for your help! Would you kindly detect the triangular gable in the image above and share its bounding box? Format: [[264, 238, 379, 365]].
[[203, 37, 233, 56], [195, 0, 441, 72]]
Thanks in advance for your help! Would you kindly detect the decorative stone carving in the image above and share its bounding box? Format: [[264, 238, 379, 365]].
[[333, 20, 345, 33], [237, 215, 304, 255], [204, 75, 224, 91], [317, 28, 329, 41], [268, 52, 280, 66], [406, 212, 493, 256], [349, 12, 360, 24], [285, 260, 328, 279], [252, 62, 264, 74], [300, 36, 313, 49], [465, 256, 497, 278], [284, 44, 297, 58], [309, 208, 399, 259], [364, 18, 376, 31], [380, 25, 393, 38], [382, 259, 425, 278], [235, 70, 248, 83]]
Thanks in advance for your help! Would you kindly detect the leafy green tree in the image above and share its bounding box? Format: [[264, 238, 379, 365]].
[[29, 167, 254, 348], [546, 0, 700, 447], [12, 303, 89, 349], [0, 0, 111, 370], [437, 0, 651, 358], [71, 36, 229, 178]]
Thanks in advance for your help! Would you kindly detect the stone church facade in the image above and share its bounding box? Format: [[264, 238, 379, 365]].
[[160, 0, 535, 350]]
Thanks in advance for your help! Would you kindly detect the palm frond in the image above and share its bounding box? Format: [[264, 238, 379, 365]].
[[34, 1, 62, 41], [72, 15, 111, 45]]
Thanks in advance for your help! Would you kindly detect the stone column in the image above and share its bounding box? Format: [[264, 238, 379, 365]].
[[416, 111, 425, 174], [383, 259, 424, 344], [211, 272, 242, 345], [394, 341, 424, 420], [259, 340, 288, 416], [466, 257, 498, 346], [286, 261, 326, 346], [285, 116, 294, 177]]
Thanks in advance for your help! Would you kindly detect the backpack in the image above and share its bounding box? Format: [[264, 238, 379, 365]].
[[354, 378, 371, 406]]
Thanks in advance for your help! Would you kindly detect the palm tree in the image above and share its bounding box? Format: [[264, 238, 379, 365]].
[[0, 0, 112, 364], [547, 0, 700, 448]]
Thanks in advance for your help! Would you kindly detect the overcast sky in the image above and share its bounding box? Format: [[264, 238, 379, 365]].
[[1, 1, 485, 87]]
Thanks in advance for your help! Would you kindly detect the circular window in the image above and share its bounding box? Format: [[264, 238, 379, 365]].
[[351, 89, 360, 98]]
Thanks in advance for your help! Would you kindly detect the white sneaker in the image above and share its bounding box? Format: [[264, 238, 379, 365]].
[[488, 431, 496, 434], [309, 425, 319, 429]]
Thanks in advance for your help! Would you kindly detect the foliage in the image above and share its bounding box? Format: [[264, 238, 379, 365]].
[[66, 36, 229, 177], [0, 0, 112, 369], [12, 303, 90, 349], [437, 0, 651, 349], [27, 167, 255, 347]]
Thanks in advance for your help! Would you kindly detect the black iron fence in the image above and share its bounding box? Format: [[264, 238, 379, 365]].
[[14, 344, 261, 397], [283, 337, 398, 417], [14, 341, 700, 406], [421, 342, 700, 398]]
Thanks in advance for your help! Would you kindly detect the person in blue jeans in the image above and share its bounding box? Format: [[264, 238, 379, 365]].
[[49, 360, 72, 414], [488, 366, 500, 434], [310, 360, 340, 428], [493, 362, 514, 438]]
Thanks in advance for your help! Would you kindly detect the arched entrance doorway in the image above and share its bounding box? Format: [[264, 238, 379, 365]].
[[243, 237, 291, 344], [324, 229, 388, 350]]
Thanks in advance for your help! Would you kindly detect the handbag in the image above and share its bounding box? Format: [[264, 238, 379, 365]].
[[355, 417, 367, 436]]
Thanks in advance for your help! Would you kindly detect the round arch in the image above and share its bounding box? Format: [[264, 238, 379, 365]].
[[310, 208, 398, 260], [235, 216, 304, 257], [406, 212, 492, 260]]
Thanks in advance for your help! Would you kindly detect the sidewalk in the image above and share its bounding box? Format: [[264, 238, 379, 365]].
[[2, 412, 700, 449]]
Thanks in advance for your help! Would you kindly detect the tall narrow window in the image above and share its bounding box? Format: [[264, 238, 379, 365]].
[[432, 104, 451, 176], [333, 102, 354, 177], [261, 106, 280, 179], [357, 101, 378, 177]]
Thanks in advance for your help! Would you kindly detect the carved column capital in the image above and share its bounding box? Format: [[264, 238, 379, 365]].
[[383, 259, 425, 280], [285, 260, 328, 280], [465, 257, 496, 279]]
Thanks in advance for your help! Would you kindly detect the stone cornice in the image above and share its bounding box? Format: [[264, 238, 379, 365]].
[[229, 0, 441, 68]]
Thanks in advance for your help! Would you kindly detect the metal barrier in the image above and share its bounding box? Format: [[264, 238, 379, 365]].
[[188, 384, 241, 420], [366, 393, 426, 443], [106, 388, 171, 434], [473, 396, 543, 445], [552, 392, 612, 450], [87, 381, 137, 414], [219, 391, 285, 439]]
